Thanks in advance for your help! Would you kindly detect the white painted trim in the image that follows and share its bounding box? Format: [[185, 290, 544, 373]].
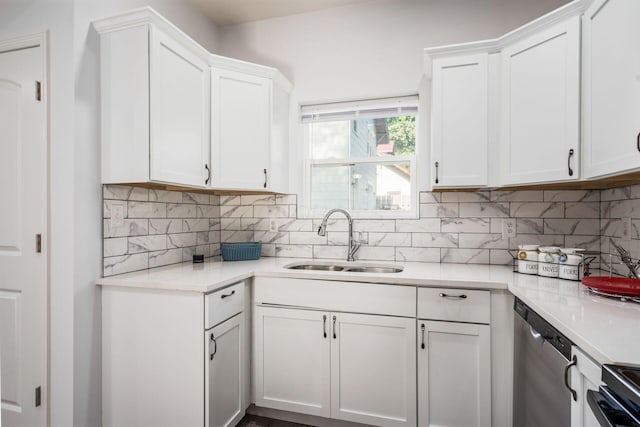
[[0, 30, 50, 427]]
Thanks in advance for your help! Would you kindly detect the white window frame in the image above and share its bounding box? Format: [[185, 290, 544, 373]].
[[300, 96, 419, 219]]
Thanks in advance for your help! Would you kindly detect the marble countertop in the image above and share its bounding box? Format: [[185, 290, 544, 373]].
[[97, 257, 640, 365]]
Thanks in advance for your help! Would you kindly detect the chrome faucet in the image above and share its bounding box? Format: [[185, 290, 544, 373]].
[[317, 209, 360, 261]]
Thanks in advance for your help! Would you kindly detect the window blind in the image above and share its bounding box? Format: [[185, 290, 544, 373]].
[[301, 95, 419, 123]]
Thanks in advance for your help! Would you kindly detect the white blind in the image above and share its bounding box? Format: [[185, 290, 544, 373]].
[[301, 95, 419, 123]]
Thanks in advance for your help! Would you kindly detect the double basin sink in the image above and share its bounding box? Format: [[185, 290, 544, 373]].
[[286, 262, 404, 274]]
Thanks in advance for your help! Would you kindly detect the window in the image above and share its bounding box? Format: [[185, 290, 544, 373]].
[[301, 96, 418, 218]]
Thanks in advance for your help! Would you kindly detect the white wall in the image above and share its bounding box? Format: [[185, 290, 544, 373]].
[[218, 0, 570, 195], [73, 2, 218, 425]]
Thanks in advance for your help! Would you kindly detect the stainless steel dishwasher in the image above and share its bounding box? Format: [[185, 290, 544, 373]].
[[513, 297, 575, 426]]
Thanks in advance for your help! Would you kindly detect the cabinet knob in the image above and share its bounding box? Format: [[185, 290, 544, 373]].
[[567, 149, 574, 177]]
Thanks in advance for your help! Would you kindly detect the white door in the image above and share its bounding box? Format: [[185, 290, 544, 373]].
[[206, 313, 244, 427], [211, 68, 270, 190], [331, 313, 416, 427], [150, 28, 210, 187], [431, 53, 488, 188], [570, 346, 601, 427], [253, 306, 331, 417], [418, 321, 491, 427], [501, 16, 580, 185], [582, 0, 640, 179], [0, 45, 46, 427]]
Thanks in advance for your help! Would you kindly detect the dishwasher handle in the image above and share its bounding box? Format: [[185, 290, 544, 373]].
[[564, 355, 578, 402]]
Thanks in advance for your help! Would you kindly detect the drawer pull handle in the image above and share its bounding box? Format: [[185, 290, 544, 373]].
[[220, 290, 235, 299], [637, 132, 640, 153], [434, 161, 439, 184], [323, 314, 327, 338], [439, 293, 467, 299], [564, 355, 577, 402], [332, 315, 337, 339], [209, 333, 217, 361], [567, 149, 574, 176], [205, 163, 211, 185], [420, 323, 425, 350]]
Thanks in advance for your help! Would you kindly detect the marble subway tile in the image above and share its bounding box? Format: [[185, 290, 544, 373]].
[[209, 230, 221, 243], [516, 218, 544, 234], [356, 246, 396, 261], [419, 192, 441, 203], [313, 245, 348, 260], [183, 218, 210, 232], [196, 231, 212, 245], [396, 218, 440, 233], [275, 244, 313, 258], [104, 219, 148, 238], [459, 202, 509, 218], [420, 203, 459, 218], [510, 202, 564, 218], [167, 203, 197, 218], [149, 189, 182, 203], [327, 232, 348, 245], [220, 218, 242, 231], [127, 201, 166, 219], [240, 218, 265, 231], [103, 200, 127, 219], [148, 248, 183, 268], [254, 231, 289, 244], [412, 232, 458, 248], [509, 234, 564, 248], [544, 190, 599, 202], [148, 219, 182, 235], [600, 202, 611, 219], [221, 205, 254, 218], [289, 205, 297, 218], [601, 186, 632, 201], [196, 205, 220, 218], [260, 244, 277, 257], [274, 219, 313, 232], [600, 219, 621, 238], [489, 250, 513, 265], [241, 195, 276, 205], [128, 235, 166, 253], [490, 218, 504, 234], [544, 219, 600, 235], [290, 231, 327, 245], [440, 191, 490, 202], [441, 218, 490, 233], [182, 245, 210, 262], [181, 192, 210, 204], [209, 218, 221, 230], [491, 190, 543, 202], [609, 200, 640, 219], [220, 195, 241, 205], [354, 220, 395, 233], [458, 233, 509, 249], [564, 235, 601, 251], [209, 195, 220, 205], [103, 237, 128, 257], [441, 248, 489, 264], [221, 230, 254, 243], [104, 253, 148, 276], [565, 202, 599, 219], [395, 247, 440, 263], [312, 218, 348, 231], [103, 185, 149, 201], [276, 194, 296, 205], [167, 233, 197, 248], [253, 205, 288, 218], [368, 232, 411, 247]]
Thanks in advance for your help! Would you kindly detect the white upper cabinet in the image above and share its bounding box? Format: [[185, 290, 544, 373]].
[[150, 28, 210, 187], [429, 53, 489, 188], [500, 15, 581, 186], [582, 0, 640, 179], [211, 69, 270, 191], [94, 8, 291, 192]]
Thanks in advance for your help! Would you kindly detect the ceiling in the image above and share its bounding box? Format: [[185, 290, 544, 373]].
[[190, 0, 373, 26]]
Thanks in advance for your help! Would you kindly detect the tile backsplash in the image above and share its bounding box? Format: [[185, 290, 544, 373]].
[[103, 183, 637, 277]]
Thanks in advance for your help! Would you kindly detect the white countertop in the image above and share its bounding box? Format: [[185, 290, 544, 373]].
[[97, 257, 640, 365]]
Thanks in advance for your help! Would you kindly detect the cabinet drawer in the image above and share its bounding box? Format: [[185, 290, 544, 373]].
[[418, 287, 490, 324], [205, 282, 245, 329], [254, 277, 416, 318]]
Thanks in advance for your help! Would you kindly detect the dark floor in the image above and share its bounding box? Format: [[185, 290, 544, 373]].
[[237, 414, 313, 427]]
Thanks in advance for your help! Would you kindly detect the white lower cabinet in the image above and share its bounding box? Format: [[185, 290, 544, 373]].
[[254, 305, 416, 427], [418, 321, 491, 427], [206, 313, 244, 427], [570, 346, 601, 427]]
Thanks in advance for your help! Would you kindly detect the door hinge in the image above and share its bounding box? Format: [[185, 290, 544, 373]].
[[36, 234, 42, 253], [35, 386, 41, 407], [35, 81, 42, 101]]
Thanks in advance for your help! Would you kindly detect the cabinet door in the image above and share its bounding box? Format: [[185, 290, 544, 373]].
[[149, 28, 210, 187], [570, 346, 601, 427], [418, 321, 491, 427], [205, 313, 244, 427], [253, 306, 331, 417], [431, 53, 488, 188], [582, 0, 640, 178], [211, 68, 270, 190], [500, 16, 580, 185], [331, 313, 416, 427]]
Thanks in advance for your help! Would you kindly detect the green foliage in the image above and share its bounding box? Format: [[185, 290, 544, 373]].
[[386, 116, 416, 156]]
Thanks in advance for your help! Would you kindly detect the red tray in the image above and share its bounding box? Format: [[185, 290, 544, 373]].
[[582, 276, 640, 297]]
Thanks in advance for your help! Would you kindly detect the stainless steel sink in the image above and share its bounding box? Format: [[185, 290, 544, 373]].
[[286, 263, 403, 273]]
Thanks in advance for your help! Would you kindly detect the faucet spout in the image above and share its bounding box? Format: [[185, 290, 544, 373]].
[[317, 209, 359, 262]]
